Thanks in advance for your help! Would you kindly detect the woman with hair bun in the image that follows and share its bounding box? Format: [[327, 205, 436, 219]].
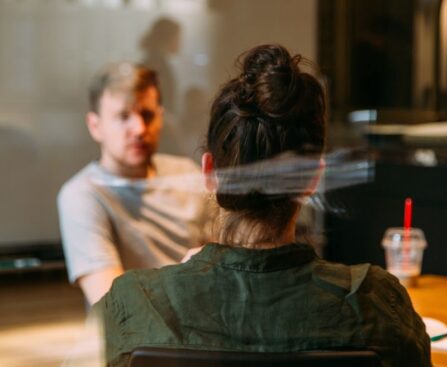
[[97, 44, 430, 367]]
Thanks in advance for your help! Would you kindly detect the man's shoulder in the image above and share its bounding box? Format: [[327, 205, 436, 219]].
[[58, 162, 99, 203], [154, 153, 200, 175]]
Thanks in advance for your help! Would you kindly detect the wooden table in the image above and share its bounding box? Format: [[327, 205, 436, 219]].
[[407, 275, 447, 367], [0, 272, 86, 367]]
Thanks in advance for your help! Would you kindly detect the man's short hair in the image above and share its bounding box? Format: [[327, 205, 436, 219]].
[[88, 62, 161, 113]]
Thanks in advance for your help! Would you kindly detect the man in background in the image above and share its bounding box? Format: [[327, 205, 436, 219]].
[[58, 63, 208, 305]]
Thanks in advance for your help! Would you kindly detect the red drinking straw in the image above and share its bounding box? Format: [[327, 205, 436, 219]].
[[404, 198, 412, 230], [403, 198, 412, 267]]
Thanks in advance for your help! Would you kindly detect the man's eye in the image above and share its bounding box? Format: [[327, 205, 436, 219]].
[[141, 110, 155, 123], [119, 111, 131, 121]]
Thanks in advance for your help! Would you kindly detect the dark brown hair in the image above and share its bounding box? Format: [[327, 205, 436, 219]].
[[88, 63, 160, 113], [206, 44, 326, 244]]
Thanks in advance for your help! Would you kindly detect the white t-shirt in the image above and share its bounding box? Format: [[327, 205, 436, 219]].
[[58, 154, 209, 283]]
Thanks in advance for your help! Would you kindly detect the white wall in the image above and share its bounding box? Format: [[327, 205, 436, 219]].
[[0, 0, 317, 245]]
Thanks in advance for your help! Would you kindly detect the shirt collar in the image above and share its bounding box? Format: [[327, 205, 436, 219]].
[[191, 243, 316, 273]]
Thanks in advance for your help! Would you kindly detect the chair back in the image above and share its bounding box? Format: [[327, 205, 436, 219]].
[[128, 347, 382, 367]]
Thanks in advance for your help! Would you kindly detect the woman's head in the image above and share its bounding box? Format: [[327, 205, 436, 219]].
[[204, 44, 326, 244]]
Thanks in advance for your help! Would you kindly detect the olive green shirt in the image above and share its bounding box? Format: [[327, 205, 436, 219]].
[[96, 243, 431, 367]]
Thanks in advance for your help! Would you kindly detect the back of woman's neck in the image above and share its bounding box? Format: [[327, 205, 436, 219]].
[[217, 220, 296, 249]]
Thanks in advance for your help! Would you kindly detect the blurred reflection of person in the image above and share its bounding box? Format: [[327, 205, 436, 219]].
[[57, 63, 208, 305], [139, 17, 183, 156], [140, 17, 181, 115]]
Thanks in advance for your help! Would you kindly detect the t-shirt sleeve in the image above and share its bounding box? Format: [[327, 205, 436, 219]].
[[58, 182, 122, 283]]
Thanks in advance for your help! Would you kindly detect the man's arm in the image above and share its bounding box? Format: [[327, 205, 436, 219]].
[[58, 179, 124, 303], [79, 266, 124, 305]]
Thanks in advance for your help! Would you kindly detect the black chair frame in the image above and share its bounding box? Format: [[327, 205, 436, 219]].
[[128, 346, 382, 367]]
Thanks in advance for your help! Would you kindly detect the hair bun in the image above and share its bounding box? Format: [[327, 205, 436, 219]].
[[237, 44, 301, 118]]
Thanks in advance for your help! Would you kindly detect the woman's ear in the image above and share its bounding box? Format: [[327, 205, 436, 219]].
[[202, 152, 217, 192]]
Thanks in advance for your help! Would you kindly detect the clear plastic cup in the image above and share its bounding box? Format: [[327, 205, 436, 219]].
[[381, 227, 427, 287]]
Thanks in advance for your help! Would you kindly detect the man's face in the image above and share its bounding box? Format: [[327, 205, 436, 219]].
[[87, 86, 162, 177]]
